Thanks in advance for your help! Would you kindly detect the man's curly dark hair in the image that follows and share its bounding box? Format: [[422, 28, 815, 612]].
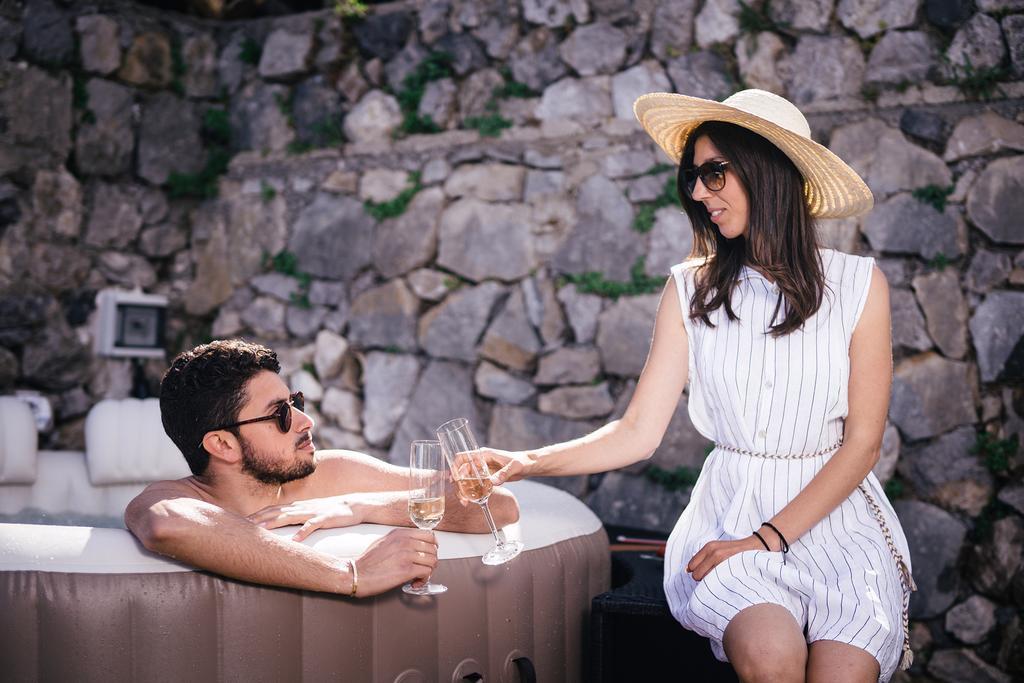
[[160, 339, 280, 476]]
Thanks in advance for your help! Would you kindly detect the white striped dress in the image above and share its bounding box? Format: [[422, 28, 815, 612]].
[[664, 249, 913, 682]]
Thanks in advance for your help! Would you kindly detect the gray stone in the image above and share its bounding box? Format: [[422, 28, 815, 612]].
[[419, 0, 450, 43], [360, 168, 409, 203], [419, 281, 506, 361], [946, 595, 997, 644], [928, 649, 1013, 683], [0, 64, 72, 176], [223, 193, 289, 286], [925, 0, 973, 28], [650, 0, 698, 60], [998, 483, 1024, 516], [783, 36, 865, 103], [602, 149, 657, 179], [769, 0, 835, 32], [900, 108, 948, 145], [182, 34, 218, 98], [536, 77, 613, 124], [286, 305, 328, 339], [313, 330, 348, 381], [0, 290, 51, 347], [435, 32, 488, 76], [290, 368, 323, 402], [421, 158, 451, 185], [444, 163, 526, 202], [554, 175, 643, 282], [861, 193, 963, 259], [530, 197, 577, 263], [352, 11, 413, 62], [27, 244, 91, 292], [475, 361, 536, 404], [406, 268, 450, 302], [890, 288, 933, 352], [97, 251, 157, 289], [962, 250, 1011, 294], [362, 352, 421, 446], [22, 0, 72, 66], [418, 78, 458, 129], [487, 404, 595, 496], [558, 283, 604, 343], [539, 383, 614, 419], [816, 217, 860, 253], [946, 113, 1024, 162], [646, 207, 693, 278], [343, 90, 402, 144], [137, 93, 204, 186], [21, 318, 89, 392], [388, 360, 479, 463], [230, 81, 295, 153], [314, 16, 345, 68], [694, 0, 741, 48], [1006, 14, 1024, 78], [946, 12, 1006, 72], [890, 352, 978, 440], [873, 422, 901, 483], [837, 0, 921, 38], [535, 346, 601, 385], [559, 22, 628, 77], [456, 68, 505, 121], [75, 78, 134, 177], [0, 346, 18, 388], [85, 183, 143, 249], [611, 61, 672, 122], [217, 32, 247, 96], [473, 13, 520, 60], [288, 194, 373, 281], [897, 426, 994, 516], [31, 167, 81, 239], [76, 15, 121, 75], [138, 222, 187, 258], [118, 32, 172, 88], [522, 0, 589, 27], [308, 280, 347, 308], [912, 269, 968, 359], [372, 187, 443, 279], [866, 31, 938, 85], [596, 294, 661, 377], [437, 199, 537, 282], [522, 273, 567, 348], [735, 32, 788, 95], [321, 387, 362, 432], [524, 170, 565, 201], [348, 279, 420, 352], [666, 51, 736, 102], [588, 471, 690, 533], [250, 273, 301, 302], [971, 516, 1024, 596], [894, 499, 966, 618], [968, 157, 1024, 246], [480, 289, 542, 371], [508, 27, 569, 92], [628, 173, 673, 203], [291, 76, 344, 147], [0, 18, 20, 61], [969, 291, 1024, 383], [524, 149, 563, 169], [383, 40, 429, 92]]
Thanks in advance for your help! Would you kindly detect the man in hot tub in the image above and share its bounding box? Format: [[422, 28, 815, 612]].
[[125, 339, 519, 598]]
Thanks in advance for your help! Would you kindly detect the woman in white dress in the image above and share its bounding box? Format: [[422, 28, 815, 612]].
[[479, 90, 914, 683]]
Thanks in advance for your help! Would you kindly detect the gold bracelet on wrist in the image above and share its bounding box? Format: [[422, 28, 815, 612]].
[[348, 558, 358, 598]]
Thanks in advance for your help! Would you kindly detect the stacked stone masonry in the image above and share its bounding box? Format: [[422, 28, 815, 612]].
[[1, 0, 1023, 679]]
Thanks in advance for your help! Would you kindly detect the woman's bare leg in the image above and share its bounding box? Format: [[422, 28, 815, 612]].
[[723, 604, 807, 683], [806, 640, 879, 683]]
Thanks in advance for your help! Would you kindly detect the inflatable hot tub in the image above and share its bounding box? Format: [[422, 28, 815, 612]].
[[0, 480, 609, 683]]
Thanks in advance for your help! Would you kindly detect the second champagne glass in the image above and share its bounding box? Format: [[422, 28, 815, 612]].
[[436, 418, 523, 566], [402, 440, 447, 595]]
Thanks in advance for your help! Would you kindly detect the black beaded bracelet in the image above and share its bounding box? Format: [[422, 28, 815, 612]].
[[752, 530, 770, 552]]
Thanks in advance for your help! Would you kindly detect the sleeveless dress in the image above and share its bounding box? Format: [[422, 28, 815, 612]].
[[663, 249, 914, 682]]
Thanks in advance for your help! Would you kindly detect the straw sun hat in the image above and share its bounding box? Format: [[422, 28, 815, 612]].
[[633, 89, 874, 219]]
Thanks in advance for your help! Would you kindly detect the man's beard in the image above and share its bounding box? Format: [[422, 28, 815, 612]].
[[239, 435, 316, 485]]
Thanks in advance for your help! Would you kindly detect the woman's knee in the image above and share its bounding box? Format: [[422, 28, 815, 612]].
[[725, 604, 807, 682]]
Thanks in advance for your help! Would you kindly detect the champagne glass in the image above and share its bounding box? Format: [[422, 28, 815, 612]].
[[436, 418, 523, 566], [402, 440, 447, 595]]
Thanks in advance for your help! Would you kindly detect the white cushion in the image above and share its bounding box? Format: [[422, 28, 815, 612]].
[[85, 399, 191, 484], [0, 396, 38, 484]]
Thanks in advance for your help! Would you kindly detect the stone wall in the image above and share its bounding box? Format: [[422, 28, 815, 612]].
[[1, 0, 1023, 679]]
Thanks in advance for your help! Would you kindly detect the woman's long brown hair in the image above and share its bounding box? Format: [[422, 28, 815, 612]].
[[679, 121, 825, 337]]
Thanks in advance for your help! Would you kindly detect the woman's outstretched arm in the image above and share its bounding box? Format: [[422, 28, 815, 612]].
[[484, 276, 692, 481]]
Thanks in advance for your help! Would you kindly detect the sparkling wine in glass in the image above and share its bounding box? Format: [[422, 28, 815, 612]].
[[402, 440, 447, 595], [436, 418, 523, 566]]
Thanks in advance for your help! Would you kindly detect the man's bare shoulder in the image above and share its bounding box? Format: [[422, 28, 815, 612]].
[[294, 449, 406, 497], [127, 477, 205, 511]]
